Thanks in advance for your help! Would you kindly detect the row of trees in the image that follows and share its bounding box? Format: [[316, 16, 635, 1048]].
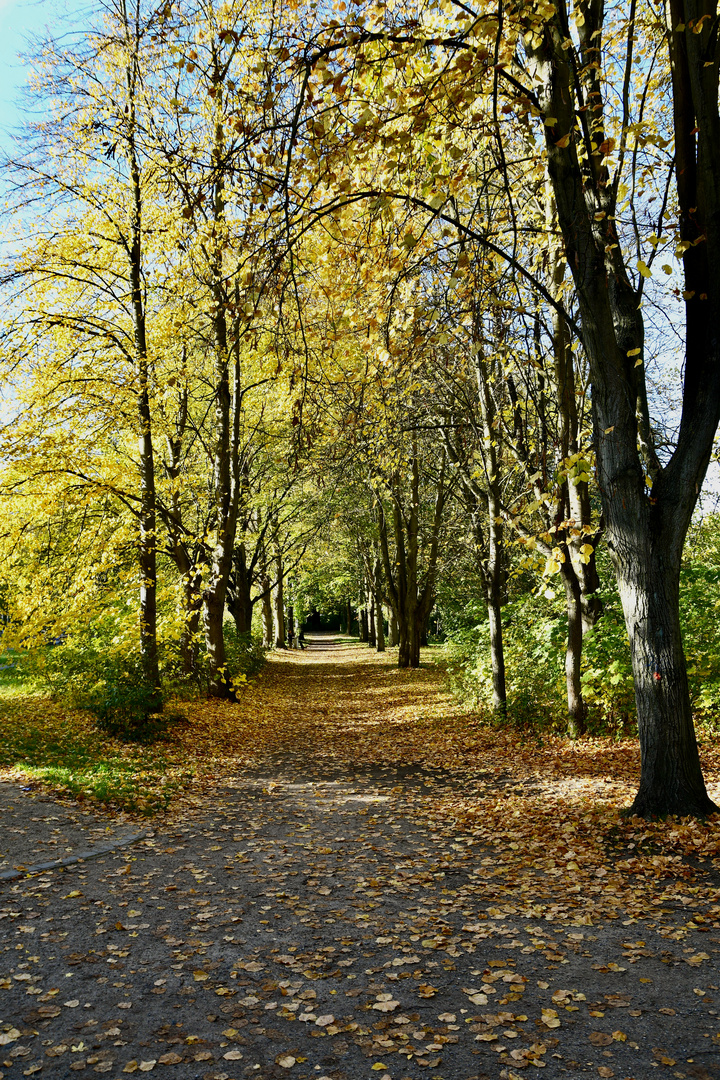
[[1, 0, 719, 818]]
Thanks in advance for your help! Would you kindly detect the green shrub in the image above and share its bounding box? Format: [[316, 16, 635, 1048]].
[[161, 625, 266, 697], [445, 526, 720, 734], [27, 634, 165, 741]]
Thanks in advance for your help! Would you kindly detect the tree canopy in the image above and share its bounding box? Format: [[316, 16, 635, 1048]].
[[1, 0, 720, 818]]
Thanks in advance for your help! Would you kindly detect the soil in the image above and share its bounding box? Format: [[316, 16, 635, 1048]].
[[0, 635, 719, 1080]]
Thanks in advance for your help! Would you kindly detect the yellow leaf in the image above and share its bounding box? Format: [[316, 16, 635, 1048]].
[[555, 134, 570, 148], [637, 260, 652, 278]]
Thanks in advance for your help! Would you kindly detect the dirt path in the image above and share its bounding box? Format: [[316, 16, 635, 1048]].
[[1, 637, 719, 1080]]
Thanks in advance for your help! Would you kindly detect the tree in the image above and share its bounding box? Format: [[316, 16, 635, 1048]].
[[296, 0, 720, 814]]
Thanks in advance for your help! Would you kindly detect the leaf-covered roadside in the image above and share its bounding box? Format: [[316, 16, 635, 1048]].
[[0, 640, 719, 1079], [1, 640, 718, 926]]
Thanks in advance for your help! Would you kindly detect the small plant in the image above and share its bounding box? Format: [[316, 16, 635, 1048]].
[[82, 671, 165, 741], [27, 632, 167, 741]]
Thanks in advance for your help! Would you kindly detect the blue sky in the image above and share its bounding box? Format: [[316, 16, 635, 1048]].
[[0, 0, 88, 148]]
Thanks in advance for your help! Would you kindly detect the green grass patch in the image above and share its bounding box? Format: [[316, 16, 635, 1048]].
[[0, 682, 193, 815]]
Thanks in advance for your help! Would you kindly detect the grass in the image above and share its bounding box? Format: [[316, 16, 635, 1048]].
[[0, 664, 192, 815]]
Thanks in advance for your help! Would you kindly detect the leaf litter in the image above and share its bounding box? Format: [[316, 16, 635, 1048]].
[[0, 636, 719, 1079]]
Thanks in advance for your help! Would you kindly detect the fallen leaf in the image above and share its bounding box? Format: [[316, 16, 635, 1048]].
[[371, 998, 399, 1012], [589, 1032, 613, 1046]]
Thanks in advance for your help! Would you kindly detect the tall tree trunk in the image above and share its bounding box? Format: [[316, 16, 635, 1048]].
[[615, 532, 704, 814], [228, 543, 253, 640], [287, 604, 295, 643], [468, 335, 508, 715], [359, 604, 368, 642], [368, 595, 376, 647], [260, 575, 274, 648], [467, 504, 507, 716], [560, 562, 587, 739], [377, 450, 446, 670], [346, 598, 352, 635], [200, 55, 240, 699], [388, 609, 398, 647], [180, 568, 203, 675], [122, 1, 159, 702], [273, 547, 286, 649], [527, 3, 720, 813], [373, 559, 385, 653]]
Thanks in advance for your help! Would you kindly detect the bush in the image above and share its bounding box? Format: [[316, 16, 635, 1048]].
[[28, 634, 165, 741], [445, 525, 720, 735], [161, 625, 266, 698]]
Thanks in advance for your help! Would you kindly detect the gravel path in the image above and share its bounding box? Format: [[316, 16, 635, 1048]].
[[1, 638, 719, 1080]]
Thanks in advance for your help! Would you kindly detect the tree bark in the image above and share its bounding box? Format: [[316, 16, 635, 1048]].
[[260, 574, 274, 648], [560, 562, 587, 739], [525, 2, 720, 813], [388, 609, 398, 647], [228, 543, 253, 640], [122, 1, 159, 702], [373, 559, 385, 653], [615, 534, 706, 815], [199, 53, 241, 700], [378, 449, 446, 669], [273, 544, 286, 649], [368, 595, 376, 647]]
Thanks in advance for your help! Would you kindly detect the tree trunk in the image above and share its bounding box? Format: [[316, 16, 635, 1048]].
[[526, 4, 720, 813], [346, 598, 352, 635], [614, 525, 713, 816], [560, 562, 587, 739], [464, 335, 508, 715], [122, 8, 159, 703], [408, 618, 421, 668], [228, 543, 253, 640], [180, 568, 203, 675], [388, 609, 398, 647], [397, 620, 409, 667], [273, 562, 286, 649], [199, 69, 240, 700], [373, 560, 385, 653], [368, 596, 376, 647], [359, 605, 368, 642], [377, 449, 446, 670], [288, 604, 295, 643], [260, 574, 274, 648]]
